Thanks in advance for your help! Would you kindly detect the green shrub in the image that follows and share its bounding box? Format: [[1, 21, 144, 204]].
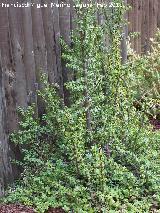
[[3, 0, 160, 212], [127, 31, 160, 119]]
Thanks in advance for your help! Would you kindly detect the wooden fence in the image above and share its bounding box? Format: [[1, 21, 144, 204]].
[[0, 0, 160, 194], [128, 0, 160, 53]]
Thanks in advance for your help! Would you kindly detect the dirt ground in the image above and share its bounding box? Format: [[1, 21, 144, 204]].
[[0, 204, 66, 213]]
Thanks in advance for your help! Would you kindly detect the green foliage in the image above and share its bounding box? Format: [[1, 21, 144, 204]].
[[127, 31, 160, 118], [3, 1, 160, 212]]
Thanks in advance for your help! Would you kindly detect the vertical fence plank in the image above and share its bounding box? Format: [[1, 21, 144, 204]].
[[22, 7, 37, 106], [157, 0, 160, 28], [8, 7, 28, 108], [127, 0, 134, 49], [31, 0, 48, 115], [0, 51, 14, 196], [141, 0, 149, 53], [31, 0, 48, 79], [137, 0, 142, 53], [52, 0, 64, 98], [133, 0, 139, 51], [58, 0, 71, 104]]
